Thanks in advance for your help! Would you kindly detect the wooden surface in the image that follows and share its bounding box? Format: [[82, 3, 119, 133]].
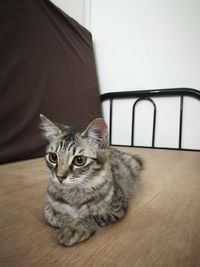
[[0, 148, 200, 267]]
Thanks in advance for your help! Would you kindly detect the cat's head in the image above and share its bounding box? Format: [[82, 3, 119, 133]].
[[40, 114, 109, 187]]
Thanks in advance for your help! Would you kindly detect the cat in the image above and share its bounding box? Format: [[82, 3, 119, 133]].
[[40, 114, 143, 246]]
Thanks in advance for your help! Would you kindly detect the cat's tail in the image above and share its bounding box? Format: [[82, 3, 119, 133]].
[[133, 155, 144, 171]]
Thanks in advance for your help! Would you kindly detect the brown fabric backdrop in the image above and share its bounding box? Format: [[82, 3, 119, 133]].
[[0, 0, 102, 163]]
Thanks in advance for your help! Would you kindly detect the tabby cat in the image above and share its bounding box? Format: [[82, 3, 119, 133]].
[[40, 114, 143, 246]]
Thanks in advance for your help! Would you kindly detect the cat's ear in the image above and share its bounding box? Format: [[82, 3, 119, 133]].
[[40, 114, 62, 141], [82, 118, 108, 147]]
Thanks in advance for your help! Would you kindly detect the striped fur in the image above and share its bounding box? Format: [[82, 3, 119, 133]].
[[40, 115, 143, 246]]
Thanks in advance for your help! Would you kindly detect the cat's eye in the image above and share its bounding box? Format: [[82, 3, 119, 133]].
[[48, 152, 58, 164], [73, 156, 87, 167]]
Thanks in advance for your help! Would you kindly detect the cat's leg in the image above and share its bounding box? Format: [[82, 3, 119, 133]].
[[57, 187, 128, 246], [44, 204, 65, 228], [106, 185, 128, 224], [57, 216, 96, 246], [57, 209, 126, 246], [57, 202, 127, 246]]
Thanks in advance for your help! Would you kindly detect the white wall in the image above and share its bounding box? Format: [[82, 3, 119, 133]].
[[50, 0, 200, 149], [50, 0, 88, 27], [90, 0, 200, 149], [90, 0, 200, 93]]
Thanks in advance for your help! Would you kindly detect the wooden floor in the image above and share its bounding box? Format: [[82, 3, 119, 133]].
[[0, 147, 200, 267]]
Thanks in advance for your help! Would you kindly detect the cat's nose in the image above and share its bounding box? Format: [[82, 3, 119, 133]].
[[56, 169, 70, 183], [56, 175, 67, 183]]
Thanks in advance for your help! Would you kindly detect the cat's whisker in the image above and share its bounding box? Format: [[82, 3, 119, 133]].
[[29, 177, 48, 180]]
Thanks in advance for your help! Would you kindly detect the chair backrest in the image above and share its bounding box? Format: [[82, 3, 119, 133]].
[[101, 88, 200, 151]]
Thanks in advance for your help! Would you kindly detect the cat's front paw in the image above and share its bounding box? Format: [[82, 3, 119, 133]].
[[44, 205, 64, 228], [57, 224, 95, 246]]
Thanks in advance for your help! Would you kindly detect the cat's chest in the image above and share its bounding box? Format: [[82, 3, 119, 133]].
[[48, 184, 110, 218], [50, 196, 107, 219], [51, 198, 89, 219]]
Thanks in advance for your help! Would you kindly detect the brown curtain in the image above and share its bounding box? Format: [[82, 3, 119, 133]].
[[0, 0, 102, 163]]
